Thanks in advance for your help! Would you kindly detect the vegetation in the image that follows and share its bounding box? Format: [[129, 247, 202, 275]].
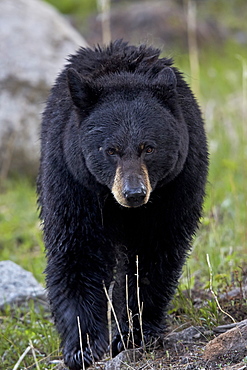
[[177, 43, 247, 285], [0, 179, 45, 282], [0, 1, 246, 369], [44, 0, 97, 17]]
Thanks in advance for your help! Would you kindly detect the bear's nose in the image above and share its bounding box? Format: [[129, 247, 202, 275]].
[[124, 187, 147, 207]]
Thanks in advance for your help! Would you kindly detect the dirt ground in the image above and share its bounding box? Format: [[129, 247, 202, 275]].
[[55, 279, 247, 370]]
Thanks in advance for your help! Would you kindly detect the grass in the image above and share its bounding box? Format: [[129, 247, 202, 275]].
[[1, 303, 60, 370], [0, 178, 45, 283], [0, 42, 246, 368], [44, 0, 97, 16], [174, 43, 247, 284]]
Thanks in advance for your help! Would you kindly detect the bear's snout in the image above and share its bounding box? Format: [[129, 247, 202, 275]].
[[112, 163, 152, 208], [124, 184, 147, 208]]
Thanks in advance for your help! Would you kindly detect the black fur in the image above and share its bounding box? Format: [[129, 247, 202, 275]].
[[37, 40, 208, 369]]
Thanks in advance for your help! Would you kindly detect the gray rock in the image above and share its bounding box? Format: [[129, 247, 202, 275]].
[[204, 322, 247, 364], [0, 260, 46, 309], [104, 349, 143, 370], [0, 0, 87, 177], [164, 326, 209, 344]]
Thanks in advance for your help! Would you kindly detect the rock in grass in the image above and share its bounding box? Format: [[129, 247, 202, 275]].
[[164, 326, 210, 344], [0, 260, 47, 309], [104, 349, 143, 370], [203, 320, 247, 363]]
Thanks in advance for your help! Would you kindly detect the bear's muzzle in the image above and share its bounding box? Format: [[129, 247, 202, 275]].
[[112, 162, 152, 208]]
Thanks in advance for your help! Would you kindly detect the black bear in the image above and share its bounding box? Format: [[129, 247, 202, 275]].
[[38, 40, 208, 369]]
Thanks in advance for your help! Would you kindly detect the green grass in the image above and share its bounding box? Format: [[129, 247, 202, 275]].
[[179, 44, 247, 284], [44, 0, 97, 16], [1, 303, 60, 370], [0, 179, 45, 283], [0, 43, 246, 368]]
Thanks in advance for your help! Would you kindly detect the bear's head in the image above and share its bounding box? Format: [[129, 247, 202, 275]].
[[66, 67, 189, 208]]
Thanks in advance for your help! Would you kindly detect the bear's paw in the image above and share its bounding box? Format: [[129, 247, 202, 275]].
[[64, 341, 106, 369]]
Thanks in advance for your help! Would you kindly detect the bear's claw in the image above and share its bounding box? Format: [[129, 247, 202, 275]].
[[64, 347, 93, 370], [111, 331, 163, 358], [111, 332, 142, 357]]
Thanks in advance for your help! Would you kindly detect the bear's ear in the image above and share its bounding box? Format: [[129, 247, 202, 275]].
[[67, 68, 99, 109], [151, 67, 177, 92]]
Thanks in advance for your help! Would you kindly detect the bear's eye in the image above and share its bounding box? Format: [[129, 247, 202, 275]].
[[106, 148, 117, 156], [145, 146, 155, 154]]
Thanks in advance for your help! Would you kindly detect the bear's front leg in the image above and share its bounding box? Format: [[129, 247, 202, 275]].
[[46, 250, 114, 369], [110, 251, 180, 357]]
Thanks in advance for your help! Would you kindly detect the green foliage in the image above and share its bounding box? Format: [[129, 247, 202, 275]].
[[1, 302, 61, 369], [44, 0, 97, 16], [170, 286, 220, 329], [170, 43, 247, 328], [0, 178, 45, 282], [175, 43, 247, 283]]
